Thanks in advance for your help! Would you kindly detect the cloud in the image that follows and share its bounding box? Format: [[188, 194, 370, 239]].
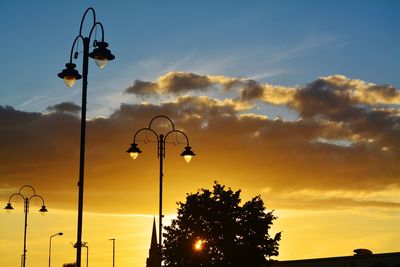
[[125, 71, 240, 96], [47, 102, 81, 115], [1, 73, 400, 214]]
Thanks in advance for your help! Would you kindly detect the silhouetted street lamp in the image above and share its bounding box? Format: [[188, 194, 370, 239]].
[[58, 7, 114, 267], [109, 238, 115, 267], [49, 232, 63, 267], [127, 115, 195, 266], [4, 185, 48, 267]]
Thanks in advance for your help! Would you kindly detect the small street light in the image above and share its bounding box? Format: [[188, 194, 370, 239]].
[[58, 7, 114, 267], [127, 115, 195, 266], [49, 232, 63, 267], [4, 185, 48, 267]]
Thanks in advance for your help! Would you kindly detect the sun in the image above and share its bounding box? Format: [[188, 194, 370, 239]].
[[193, 239, 205, 251]]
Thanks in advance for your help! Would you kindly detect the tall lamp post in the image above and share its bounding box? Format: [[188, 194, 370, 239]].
[[109, 238, 115, 267], [126, 115, 196, 266], [58, 7, 114, 267], [4, 185, 48, 267], [48, 232, 63, 267]]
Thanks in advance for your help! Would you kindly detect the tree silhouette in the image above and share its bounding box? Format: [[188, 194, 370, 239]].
[[163, 182, 281, 266]]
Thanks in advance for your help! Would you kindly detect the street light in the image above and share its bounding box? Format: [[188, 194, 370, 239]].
[[58, 7, 114, 267], [49, 232, 63, 267], [126, 115, 196, 266], [4, 185, 48, 267], [109, 238, 115, 267]]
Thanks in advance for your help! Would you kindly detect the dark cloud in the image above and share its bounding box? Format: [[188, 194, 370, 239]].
[[125, 80, 159, 95], [240, 80, 264, 101], [160, 72, 212, 93], [47, 102, 81, 115], [290, 78, 358, 120], [124, 72, 240, 96]]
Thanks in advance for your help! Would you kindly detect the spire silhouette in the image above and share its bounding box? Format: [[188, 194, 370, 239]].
[[146, 217, 159, 267], [150, 217, 158, 250]]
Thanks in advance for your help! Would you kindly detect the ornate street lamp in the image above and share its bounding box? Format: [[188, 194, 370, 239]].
[[58, 7, 114, 267], [4, 185, 48, 267], [126, 115, 195, 266]]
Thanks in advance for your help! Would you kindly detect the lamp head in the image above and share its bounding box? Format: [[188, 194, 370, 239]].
[[39, 205, 48, 214], [57, 63, 82, 87], [4, 202, 13, 213], [180, 146, 196, 163], [58, 232, 63, 236], [89, 41, 115, 69], [126, 142, 142, 159]]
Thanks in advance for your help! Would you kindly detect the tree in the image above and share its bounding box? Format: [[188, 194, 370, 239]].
[[163, 182, 281, 267]]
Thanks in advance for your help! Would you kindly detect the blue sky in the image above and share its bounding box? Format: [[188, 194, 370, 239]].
[[1, 0, 399, 116]]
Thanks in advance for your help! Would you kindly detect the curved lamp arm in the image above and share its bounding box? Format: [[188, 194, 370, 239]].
[[79, 7, 96, 36], [164, 129, 190, 146], [133, 127, 159, 143], [8, 192, 25, 203], [19, 185, 36, 195], [68, 35, 84, 63], [148, 115, 175, 130]]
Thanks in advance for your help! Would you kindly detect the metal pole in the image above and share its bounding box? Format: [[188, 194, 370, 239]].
[[111, 239, 115, 267], [86, 245, 89, 267], [48, 236, 52, 267], [159, 134, 164, 267], [23, 198, 28, 267], [76, 36, 90, 267]]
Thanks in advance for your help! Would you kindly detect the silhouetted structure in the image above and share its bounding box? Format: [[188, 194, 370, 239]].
[[4, 185, 48, 267], [127, 115, 196, 267], [146, 218, 159, 267], [271, 251, 400, 267], [57, 7, 114, 267]]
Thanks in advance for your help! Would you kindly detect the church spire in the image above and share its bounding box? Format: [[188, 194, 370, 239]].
[[146, 217, 159, 267], [150, 217, 158, 250]]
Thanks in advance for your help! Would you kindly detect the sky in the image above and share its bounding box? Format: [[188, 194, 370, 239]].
[[1, 1, 400, 267]]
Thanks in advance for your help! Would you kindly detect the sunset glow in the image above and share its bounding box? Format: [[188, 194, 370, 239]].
[[1, 1, 400, 267]]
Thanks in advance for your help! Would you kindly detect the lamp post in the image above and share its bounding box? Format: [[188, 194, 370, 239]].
[[58, 7, 114, 267], [48, 232, 63, 267], [4, 185, 48, 267], [82, 242, 89, 267], [127, 115, 196, 266], [109, 238, 115, 267]]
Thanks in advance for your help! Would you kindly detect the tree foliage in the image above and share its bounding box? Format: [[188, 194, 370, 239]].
[[163, 182, 281, 266]]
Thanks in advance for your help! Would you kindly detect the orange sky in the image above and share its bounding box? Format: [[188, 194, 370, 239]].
[[1, 72, 400, 267]]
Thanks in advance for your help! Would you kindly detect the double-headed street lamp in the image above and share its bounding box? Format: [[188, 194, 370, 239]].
[[58, 7, 114, 267], [127, 115, 196, 266], [49, 232, 63, 267], [4, 185, 48, 267]]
